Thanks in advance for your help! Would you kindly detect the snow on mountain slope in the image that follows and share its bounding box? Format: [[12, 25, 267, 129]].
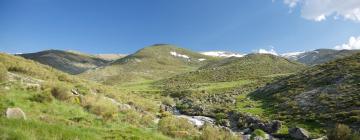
[[201, 51, 244, 58], [281, 51, 305, 60]]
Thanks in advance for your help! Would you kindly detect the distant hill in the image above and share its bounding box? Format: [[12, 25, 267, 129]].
[[18, 50, 109, 74], [81, 44, 219, 85], [95, 54, 127, 61], [164, 54, 306, 84], [282, 49, 360, 65], [252, 52, 360, 128]]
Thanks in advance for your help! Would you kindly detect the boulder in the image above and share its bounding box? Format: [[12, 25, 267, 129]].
[[289, 127, 310, 140], [6, 107, 26, 120]]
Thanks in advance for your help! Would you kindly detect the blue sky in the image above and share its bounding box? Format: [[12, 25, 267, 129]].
[[1, 0, 360, 54]]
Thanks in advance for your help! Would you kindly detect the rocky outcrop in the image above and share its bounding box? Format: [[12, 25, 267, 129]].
[[6, 107, 26, 120], [289, 127, 310, 140], [229, 112, 281, 134]]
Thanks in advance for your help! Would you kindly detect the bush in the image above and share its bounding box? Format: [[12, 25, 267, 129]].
[[200, 124, 240, 140], [250, 129, 266, 140], [0, 64, 7, 83], [161, 96, 175, 106], [328, 124, 352, 140], [81, 95, 118, 120], [29, 92, 53, 103], [158, 116, 198, 138], [51, 85, 73, 101]]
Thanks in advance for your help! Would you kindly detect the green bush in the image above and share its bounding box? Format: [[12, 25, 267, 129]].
[[250, 129, 266, 140], [0, 63, 7, 83], [158, 116, 198, 138], [328, 124, 352, 140], [51, 85, 73, 101]]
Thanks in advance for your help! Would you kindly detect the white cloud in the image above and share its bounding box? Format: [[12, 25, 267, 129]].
[[334, 36, 360, 50], [282, 0, 360, 22], [256, 48, 278, 56]]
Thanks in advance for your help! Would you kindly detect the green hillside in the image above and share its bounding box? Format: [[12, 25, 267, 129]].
[[163, 54, 305, 87], [0, 53, 171, 139], [19, 50, 109, 74], [251, 52, 360, 129], [81, 44, 219, 85]]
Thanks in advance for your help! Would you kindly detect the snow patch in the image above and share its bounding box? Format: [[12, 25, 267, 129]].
[[256, 48, 278, 56], [170, 51, 190, 59], [198, 58, 206, 61], [201, 51, 244, 58]]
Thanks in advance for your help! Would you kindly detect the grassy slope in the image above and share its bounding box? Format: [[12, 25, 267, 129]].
[[164, 54, 305, 85], [81, 44, 220, 85], [251, 53, 360, 132], [0, 53, 170, 140], [19, 50, 109, 74]]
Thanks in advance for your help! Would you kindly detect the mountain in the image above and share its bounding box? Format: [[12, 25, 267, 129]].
[[282, 49, 360, 65], [164, 53, 306, 84], [81, 44, 219, 85], [201, 51, 244, 58], [18, 50, 109, 75], [252, 52, 360, 128]]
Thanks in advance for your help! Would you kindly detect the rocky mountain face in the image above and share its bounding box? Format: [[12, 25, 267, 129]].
[[282, 49, 360, 65], [18, 50, 110, 74]]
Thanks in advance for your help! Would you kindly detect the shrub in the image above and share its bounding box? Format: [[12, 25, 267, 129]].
[[29, 92, 53, 103], [0, 64, 7, 83], [250, 129, 266, 140], [327, 124, 352, 140], [161, 96, 175, 106], [81, 95, 118, 120], [158, 116, 198, 138], [200, 124, 240, 140], [51, 85, 73, 101]]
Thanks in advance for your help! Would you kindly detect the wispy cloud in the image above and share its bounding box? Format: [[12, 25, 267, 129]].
[[282, 0, 360, 22], [335, 36, 360, 50]]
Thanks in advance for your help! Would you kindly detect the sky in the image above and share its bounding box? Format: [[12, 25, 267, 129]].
[[1, 0, 360, 54]]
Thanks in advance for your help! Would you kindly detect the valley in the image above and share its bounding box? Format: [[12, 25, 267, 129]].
[[0, 44, 359, 140]]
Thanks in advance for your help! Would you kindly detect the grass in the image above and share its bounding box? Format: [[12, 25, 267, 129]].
[[235, 94, 266, 117]]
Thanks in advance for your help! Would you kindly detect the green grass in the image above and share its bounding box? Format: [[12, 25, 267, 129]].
[[235, 94, 266, 117], [190, 80, 253, 91]]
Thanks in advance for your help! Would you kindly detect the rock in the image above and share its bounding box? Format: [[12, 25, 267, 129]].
[[236, 113, 282, 133], [118, 103, 131, 111], [289, 127, 310, 140], [6, 107, 26, 120], [312, 136, 327, 140], [71, 89, 80, 96]]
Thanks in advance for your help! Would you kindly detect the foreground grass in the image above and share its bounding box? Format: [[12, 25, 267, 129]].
[[0, 87, 170, 140]]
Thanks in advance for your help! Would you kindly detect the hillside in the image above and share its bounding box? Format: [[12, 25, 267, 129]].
[[283, 49, 360, 65], [0, 53, 173, 139], [164, 53, 305, 84], [81, 44, 219, 85], [18, 50, 109, 74], [252, 52, 360, 129]]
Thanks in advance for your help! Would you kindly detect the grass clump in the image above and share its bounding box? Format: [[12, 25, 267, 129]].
[[200, 124, 241, 140], [327, 124, 360, 140], [158, 116, 198, 138], [80, 95, 118, 120], [51, 85, 73, 101]]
